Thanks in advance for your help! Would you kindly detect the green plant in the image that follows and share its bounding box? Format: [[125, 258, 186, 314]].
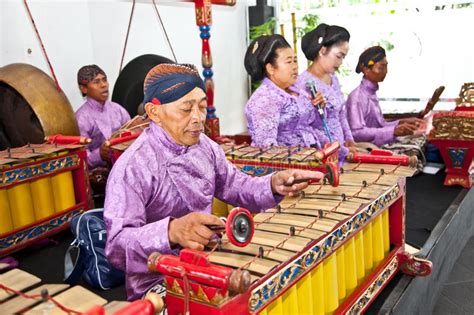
[[249, 17, 276, 42], [296, 14, 320, 39]]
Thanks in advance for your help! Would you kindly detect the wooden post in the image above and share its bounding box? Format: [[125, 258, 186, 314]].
[[194, 0, 220, 139]]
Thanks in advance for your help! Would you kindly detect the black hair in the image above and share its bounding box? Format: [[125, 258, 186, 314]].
[[355, 46, 386, 73], [301, 23, 350, 61], [244, 34, 291, 81], [77, 64, 106, 97]]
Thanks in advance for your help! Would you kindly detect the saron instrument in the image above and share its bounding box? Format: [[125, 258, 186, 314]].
[[149, 163, 432, 315]]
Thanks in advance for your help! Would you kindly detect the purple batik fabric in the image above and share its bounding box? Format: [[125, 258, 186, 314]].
[[296, 71, 354, 162], [245, 78, 321, 148], [75, 97, 130, 168], [104, 122, 281, 300], [346, 78, 399, 146]]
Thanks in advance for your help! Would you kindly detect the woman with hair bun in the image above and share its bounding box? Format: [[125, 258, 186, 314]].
[[244, 34, 326, 148], [296, 23, 356, 161]]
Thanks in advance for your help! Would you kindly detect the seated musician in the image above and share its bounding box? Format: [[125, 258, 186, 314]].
[[346, 46, 423, 147], [75, 65, 131, 170], [296, 23, 357, 162], [244, 34, 326, 148], [103, 63, 323, 300]]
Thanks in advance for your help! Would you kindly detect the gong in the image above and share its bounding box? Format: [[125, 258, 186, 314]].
[[0, 63, 79, 150], [112, 54, 174, 117]]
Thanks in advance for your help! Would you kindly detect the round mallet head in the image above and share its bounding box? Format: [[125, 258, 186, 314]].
[[226, 208, 254, 247], [325, 162, 339, 187]]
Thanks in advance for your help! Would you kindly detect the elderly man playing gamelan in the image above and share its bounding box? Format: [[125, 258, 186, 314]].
[[104, 63, 323, 300]]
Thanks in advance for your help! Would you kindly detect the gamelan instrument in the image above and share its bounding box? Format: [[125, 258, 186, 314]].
[[220, 142, 340, 176], [0, 63, 80, 150], [0, 135, 92, 256], [148, 163, 431, 315], [207, 207, 255, 247], [0, 267, 163, 314], [106, 115, 151, 164], [346, 149, 418, 168], [429, 82, 474, 188]]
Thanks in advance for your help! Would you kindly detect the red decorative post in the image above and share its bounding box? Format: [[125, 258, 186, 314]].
[[194, 0, 220, 139]]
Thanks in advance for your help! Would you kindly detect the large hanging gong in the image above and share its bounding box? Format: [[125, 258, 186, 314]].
[[112, 54, 174, 117], [0, 63, 79, 150]]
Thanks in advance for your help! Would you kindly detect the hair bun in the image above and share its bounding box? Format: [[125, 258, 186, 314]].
[[244, 34, 290, 81], [301, 23, 350, 61]]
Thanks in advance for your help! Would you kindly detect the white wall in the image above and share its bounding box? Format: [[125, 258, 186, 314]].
[[1, 0, 249, 135], [278, 2, 474, 113]]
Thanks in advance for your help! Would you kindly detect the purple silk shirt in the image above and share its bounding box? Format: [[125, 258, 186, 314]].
[[295, 71, 353, 162], [104, 122, 281, 300], [245, 78, 321, 148], [346, 78, 399, 146], [75, 97, 130, 169]]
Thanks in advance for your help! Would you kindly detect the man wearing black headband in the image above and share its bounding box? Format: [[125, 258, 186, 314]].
[[346, 46, 423, 147], [103, 63, 323, 300]]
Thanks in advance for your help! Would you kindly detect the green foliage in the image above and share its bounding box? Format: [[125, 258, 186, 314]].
[[336, 65, 351, 78], [249, 17, 276, 42], [296, 14, 320, 38], [377, 39, 395, 51], [248, 18, 277, 92]]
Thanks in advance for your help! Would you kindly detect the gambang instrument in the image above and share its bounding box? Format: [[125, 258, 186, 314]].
[[149, 163, 431, 315], [0, 137, 91, 256]]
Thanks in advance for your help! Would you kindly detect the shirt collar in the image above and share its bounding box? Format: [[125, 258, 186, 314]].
[[148, 122, 195, 155], [86, 97, 107, 112], [262, 77, 298, 98], [361, 77, 379, 93]]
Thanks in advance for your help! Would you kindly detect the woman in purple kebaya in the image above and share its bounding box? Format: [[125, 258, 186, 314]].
[[296, 24, 357, 162], [244, 34, 326, 148]]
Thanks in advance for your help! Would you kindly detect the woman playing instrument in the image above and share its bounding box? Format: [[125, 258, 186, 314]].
[[296, 24, 357, 162], [104, 63, 323, 300], [346, 46, 424, 146], [244, 34, 326, 148]]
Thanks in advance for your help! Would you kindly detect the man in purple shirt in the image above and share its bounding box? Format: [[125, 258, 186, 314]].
[[104, 63, 322, 300], [346, 46, 422, 147], [75, 65, 130, 169]]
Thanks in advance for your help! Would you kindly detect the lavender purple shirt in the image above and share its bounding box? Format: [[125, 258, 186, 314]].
[[75, 97, 130, 168], [296, 71, 353, 161], [346, 78, 399, 146], [245, 78, 321, 148], [104, 122, 280, 300]]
